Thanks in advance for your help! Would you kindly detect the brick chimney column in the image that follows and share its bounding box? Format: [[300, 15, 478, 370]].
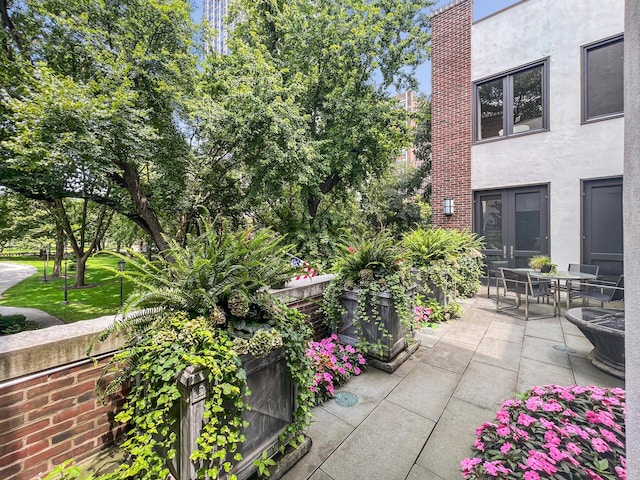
[[430, 0, 472, 229]]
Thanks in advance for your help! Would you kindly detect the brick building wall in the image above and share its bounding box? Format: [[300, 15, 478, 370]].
[[430, 0, 473, 229], [0, 357, 125, 480]]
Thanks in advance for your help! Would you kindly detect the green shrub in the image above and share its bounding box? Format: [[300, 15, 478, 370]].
[[0, 314, 39, 335], [403, 228, 485, 302]]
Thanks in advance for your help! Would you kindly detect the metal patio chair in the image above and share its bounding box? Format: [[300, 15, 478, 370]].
[[572, 274, 624, 308], [496, 267, 556, 320]]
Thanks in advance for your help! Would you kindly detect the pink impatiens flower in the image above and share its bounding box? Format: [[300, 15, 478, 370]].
[[592, 437, 611, 453], [500, 443, 513, 454]]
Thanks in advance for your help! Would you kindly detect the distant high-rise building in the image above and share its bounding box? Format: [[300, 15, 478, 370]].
[[395, 91, 419, 170], [204, 0, 230, 54]]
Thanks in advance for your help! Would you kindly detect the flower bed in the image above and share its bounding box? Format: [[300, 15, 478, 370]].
[[307, 334, 366, 405], [461, 385, 625, 480]]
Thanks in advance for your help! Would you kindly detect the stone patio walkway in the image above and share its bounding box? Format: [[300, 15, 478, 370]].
[[282, 294, 624, 480]]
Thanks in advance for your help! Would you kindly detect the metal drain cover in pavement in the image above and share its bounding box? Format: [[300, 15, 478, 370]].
[[553, 345, 577, 353], [334, 391, 358, 407]]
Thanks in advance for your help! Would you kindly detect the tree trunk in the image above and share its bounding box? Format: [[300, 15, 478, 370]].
[[52, 235, 64, 278], [74, 253, 90, 288], [118, 160, 169, 254]]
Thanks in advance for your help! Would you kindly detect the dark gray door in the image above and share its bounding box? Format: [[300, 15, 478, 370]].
[[583, 177, 623, 280], [474, 185, 549, 268]]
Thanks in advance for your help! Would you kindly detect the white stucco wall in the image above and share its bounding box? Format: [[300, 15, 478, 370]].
[[471, 0, 624, 269]]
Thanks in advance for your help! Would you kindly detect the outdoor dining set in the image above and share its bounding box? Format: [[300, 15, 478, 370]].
[[485, 261, 625, 321]]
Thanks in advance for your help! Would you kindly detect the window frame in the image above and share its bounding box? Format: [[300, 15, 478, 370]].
[[472, 58, 550, 144], [581, 34, 624, 124]]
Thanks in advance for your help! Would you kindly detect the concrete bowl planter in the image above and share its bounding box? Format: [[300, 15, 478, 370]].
[[335, 286, 417, 370], [170, 347, 309, 480], [565, 307, 625, 379]]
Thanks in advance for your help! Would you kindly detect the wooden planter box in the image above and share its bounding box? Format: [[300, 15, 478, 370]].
[[171, 347, 300, 480], [336, 286, 415, 363]]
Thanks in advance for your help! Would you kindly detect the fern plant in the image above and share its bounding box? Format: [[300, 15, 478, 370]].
[[88, 216, 314, 479]]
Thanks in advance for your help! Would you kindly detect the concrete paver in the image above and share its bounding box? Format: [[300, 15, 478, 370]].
[[415, 397, 494, 480], [320, 400, 435, 480], [387, 363, 461, 422]]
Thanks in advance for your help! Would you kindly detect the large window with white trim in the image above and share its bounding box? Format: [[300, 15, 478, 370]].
[[582, 35, 624, 123], [474, 60, 549, 142]]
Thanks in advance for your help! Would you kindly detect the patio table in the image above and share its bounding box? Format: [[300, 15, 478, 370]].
[[513, 269, 597, 316]]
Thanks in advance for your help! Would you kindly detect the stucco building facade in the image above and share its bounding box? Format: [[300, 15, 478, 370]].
[[431, 0, 625, 278]]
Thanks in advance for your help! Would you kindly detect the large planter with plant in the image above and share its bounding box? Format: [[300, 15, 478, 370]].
[[90, 217, 314, 480], [323, 231, 416, 370], [336, 286, 415, 362]]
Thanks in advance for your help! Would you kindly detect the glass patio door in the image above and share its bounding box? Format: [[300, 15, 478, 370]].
[[474, 185, 549, 267]]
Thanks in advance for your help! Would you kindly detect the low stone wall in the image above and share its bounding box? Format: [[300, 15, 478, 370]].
[[0, 275, 332, 480]]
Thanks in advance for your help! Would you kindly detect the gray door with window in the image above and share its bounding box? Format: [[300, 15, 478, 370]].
[[474, 185, 549, 268], [583, 177, 623, 280]]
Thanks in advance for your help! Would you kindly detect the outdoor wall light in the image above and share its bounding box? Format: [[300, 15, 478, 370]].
[[443, 198, 455, 216]]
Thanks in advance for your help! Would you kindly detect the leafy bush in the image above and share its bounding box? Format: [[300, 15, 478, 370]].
[[461, 384, 625, 480], [306, 335, 366, 405], [404, 228, 485, 302], [0, 313, 39, 335]]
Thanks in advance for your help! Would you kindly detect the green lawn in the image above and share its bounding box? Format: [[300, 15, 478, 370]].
[[0, 255, 133, 323]]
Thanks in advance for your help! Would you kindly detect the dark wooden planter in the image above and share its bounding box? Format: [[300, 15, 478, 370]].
[[336, 286, 415, 363], [565, 307, 625, 379], [171, 347, 302, 480], [410, 268, 449, 305]]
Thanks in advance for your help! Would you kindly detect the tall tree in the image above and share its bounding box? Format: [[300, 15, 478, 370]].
[[198, 0, 433, 257], [0, 0, 200, 254]]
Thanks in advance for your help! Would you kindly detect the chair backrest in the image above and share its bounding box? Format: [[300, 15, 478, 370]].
[[499, 268, 528, 295], [489, 260, 510, 273], [579, 264, 600, 276], [610, 275, 624, 301], [568, 263, 600, 276]]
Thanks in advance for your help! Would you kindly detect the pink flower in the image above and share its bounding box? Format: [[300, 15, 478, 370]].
[[354, 367, 361, 375], [566, 442, 581, 456], [615, 466, 626, 480], [599, 428, 623, 446], [547, 446, 564, 462], [483, 461, 500, 476], [496, 409, 510, 423], [544, 430, 560, 446], [474, 438, 485, 451], [496, 425, 511, 437], [500, 443, 513, 454], [460, 457, 482, 478], [518, 413, 537, 426], [526, 397, 542, 411], [337, 367, 346, 375], [524, 472, 540, 480], [591, 437, 611, 453], [539, 418, 554, 429], [358, 355, 366, 365]]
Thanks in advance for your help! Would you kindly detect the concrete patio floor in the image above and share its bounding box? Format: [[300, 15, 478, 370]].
[[282, 294, 624, 480]]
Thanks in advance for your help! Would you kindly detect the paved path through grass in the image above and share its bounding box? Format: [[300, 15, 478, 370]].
[[0, 263, 64, 328]]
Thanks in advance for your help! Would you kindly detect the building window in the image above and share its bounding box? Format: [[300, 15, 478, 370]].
[[474, 60, 548, 142], [583, 35, 624, 122]]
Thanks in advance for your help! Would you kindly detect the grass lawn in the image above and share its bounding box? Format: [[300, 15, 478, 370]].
[[0, 254, 133, 323]]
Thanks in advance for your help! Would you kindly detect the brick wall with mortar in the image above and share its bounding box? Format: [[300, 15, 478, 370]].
[[430, 0, 473, 230], [0, 358, 125, 480], [0, 276, 333, 479]]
